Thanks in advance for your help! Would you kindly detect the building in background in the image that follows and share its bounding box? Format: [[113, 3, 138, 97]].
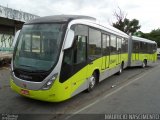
[[0, 5, 39, 64]]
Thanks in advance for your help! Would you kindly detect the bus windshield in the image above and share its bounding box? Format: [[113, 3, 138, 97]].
[[13, 23, 64, 72]]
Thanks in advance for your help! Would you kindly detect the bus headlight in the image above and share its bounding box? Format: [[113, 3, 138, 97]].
[[42, 73, 58, 90]]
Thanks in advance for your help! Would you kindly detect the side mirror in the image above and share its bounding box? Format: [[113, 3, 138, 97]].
[[12, 30, 21, 47], [63, 29, 75, 50]]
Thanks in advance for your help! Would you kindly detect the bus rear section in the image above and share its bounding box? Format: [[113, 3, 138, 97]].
[[128, 36, 157, 67]]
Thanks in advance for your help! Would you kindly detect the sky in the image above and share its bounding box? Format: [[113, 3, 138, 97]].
[[1, 0, 160, 33]]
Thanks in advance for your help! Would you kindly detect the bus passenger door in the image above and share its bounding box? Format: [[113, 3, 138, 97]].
[[106, 35, 110, 68], [101, 34, 110, 70], [71, 35, 87, 92], [132, 41, 139, 62], [117, 38, 122, 64], [135, 42, 139, 61]]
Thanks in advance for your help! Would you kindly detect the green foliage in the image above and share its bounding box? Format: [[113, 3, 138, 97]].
[[113, 18, 141, 35], [134, 29, 160, 47], [112, 7, 159, 47], [146, 29, 160, 47]]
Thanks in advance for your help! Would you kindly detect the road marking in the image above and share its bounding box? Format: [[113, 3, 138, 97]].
[[65, 65, 160, 120]]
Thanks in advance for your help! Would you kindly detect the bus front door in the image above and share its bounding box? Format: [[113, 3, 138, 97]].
[[71, 35, 87, 94]]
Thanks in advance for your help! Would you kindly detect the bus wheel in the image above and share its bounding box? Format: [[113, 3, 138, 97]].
[[142, 60, 147, 68], [87, 72, 97, 92], [117, 64, 123, 75]]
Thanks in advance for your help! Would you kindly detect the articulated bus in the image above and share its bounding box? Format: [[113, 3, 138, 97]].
[[128, 36, 157, 67], [10, 15, 129, 102], [10, 15, 156, 102]]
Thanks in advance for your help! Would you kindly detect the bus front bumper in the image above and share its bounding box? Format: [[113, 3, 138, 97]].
[[10, 79, 68, 102]]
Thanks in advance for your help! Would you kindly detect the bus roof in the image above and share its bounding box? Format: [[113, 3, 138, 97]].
[[25, 15, 96, 24], [132, 36, 156, 44], [98, 21, 129, 38], [25, 15, 128, 38], [68, 19, 129, 38]]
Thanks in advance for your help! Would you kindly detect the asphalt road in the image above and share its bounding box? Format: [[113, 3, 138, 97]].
[[0, 61, 159, 120], [66, 62, 160, 120]]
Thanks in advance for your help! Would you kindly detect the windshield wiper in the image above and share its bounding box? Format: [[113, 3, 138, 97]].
[[18, 65, 48, 73], [20, 65, 34, 68], [19, 65, 37, 72], [33, 70, 47, 73]]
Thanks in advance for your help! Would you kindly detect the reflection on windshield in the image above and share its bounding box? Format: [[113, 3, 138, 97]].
[[14, 24, 64, 71]]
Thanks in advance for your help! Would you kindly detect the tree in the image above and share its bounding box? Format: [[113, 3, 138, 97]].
[[133, 31, 144, 37], [143, 29, 160, 47], [112, 7, 141, 35], [134, 29, 160, 47]]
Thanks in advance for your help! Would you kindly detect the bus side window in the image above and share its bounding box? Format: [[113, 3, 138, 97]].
[[88, 28, 101, 59], [110, 35, 117, 54], [121, 38, 126, 53], [153, 44, 157, 53], [133, 41, 139, 53], [73, 35, 87, 64], [117, 38, 122, 53]]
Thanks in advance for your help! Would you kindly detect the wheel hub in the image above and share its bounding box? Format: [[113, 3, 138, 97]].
[[89, 76, 96, 88]]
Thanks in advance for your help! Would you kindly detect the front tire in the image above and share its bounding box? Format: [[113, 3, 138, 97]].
[[87, 72, 97, 92]]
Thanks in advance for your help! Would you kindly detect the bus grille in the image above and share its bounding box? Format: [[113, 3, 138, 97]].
[[14, 69, 48, 82]]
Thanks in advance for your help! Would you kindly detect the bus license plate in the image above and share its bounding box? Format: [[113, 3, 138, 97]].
[[21, 89, 29, 95]]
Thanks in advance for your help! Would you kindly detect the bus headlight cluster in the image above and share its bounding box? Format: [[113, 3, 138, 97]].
[[42, 73, 58, 90]]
